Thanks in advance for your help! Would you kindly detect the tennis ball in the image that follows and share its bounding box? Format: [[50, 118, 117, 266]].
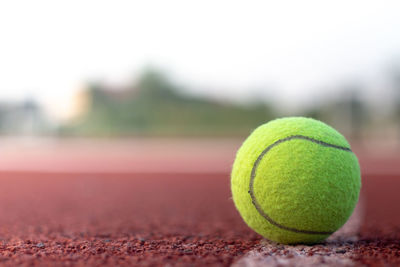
[[231, 117, 361, 244]]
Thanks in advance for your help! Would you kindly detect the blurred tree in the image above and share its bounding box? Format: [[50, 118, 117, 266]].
[[392, 68, 400, 139], [302, 86, 369, 142], [63, 68, 276, 136], [347, 88, 367, 141]]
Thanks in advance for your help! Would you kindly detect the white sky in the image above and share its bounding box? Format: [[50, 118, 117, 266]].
[[0, 0, 400, 118]]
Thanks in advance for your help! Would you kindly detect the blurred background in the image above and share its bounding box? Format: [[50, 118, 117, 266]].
[[0, 0, 399, 173]]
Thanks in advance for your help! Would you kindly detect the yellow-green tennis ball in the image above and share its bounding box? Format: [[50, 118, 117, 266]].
[[231, 117, 361, 244]]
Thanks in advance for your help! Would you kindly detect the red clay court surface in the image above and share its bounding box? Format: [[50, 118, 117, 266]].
[[0, 138, 399, 266]]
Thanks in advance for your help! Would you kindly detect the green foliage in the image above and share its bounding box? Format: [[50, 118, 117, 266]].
[[63, 69, 275, 136]]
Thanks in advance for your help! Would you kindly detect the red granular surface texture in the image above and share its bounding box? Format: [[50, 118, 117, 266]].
[[355, 174, 400, 267], [0, 172, 397, 266], [352, 240, 400, 267], [0, 173, 261, 266]]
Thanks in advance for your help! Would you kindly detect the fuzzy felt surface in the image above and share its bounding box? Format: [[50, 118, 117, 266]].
[[231, 117, 361, 244]]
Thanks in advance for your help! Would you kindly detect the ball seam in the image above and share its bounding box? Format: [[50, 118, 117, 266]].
[[248, 135, 352, 235]]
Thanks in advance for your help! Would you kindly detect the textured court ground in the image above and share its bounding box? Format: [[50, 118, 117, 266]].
[[0, 138, 398, 266]]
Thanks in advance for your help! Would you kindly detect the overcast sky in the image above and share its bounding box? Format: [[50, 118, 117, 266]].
[[0, 0, 400, 118]]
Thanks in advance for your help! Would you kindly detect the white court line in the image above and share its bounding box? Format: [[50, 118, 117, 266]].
[[232, 199, 364, 267]]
